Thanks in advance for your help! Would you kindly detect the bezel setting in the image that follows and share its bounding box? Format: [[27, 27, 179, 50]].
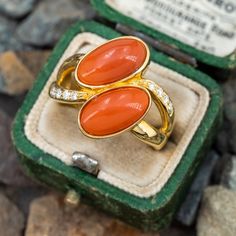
[[74, 36, 150, 89], [78, 85, 152, 139]]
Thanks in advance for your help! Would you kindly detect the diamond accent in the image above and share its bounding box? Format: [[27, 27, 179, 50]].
[[156, 87, 163, 96], [144, 80, 174, 116], [63, 90, 70, 100], [162, 93, 169, 105], [55, 88, 62, 99], [148, 82, 156, 91], [71, 91, 78, 101], [49, 83, 83, 102], [167, 103, 174, 115], [50, 86, 57, 97]]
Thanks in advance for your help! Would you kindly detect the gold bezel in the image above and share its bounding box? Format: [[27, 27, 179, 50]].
[[74, 36, 150, 89], [48, 35, 174, 149], [77, 85, 152, 139]]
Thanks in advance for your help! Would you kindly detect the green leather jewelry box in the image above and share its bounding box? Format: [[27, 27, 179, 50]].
[[12, 1, 225, 232]]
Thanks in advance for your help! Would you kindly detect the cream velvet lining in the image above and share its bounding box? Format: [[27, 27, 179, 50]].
[[24, 33, 210, 198]]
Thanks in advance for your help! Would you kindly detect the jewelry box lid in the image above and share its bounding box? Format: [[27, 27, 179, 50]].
[[91, 0, 236, 70]]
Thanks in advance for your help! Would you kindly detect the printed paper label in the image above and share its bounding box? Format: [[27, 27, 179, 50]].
[[106, 0, 236, 57]]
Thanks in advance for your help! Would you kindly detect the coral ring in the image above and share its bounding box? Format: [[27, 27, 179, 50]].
[[49, 36, 174, 150]]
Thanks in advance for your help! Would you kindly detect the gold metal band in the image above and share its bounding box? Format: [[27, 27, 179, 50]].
[[49, 53, 174, 150]]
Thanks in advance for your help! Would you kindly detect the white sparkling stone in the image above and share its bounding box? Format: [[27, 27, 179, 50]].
[[71, 91, 78, 101], [55, 89, 62, 99], [156, 87, 163, 96], [148, 82, 156, 91], [63, 90, 71, 100], [167, 103, 173, 115], [162, 94, 169, 104], [50, 86, 57, 97]]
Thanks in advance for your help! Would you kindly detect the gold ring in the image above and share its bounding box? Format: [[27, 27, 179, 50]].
[[49, 36, 174, 150]]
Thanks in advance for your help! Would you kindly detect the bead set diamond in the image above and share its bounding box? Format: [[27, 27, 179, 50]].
[[139, 80, 174, 116], [49, 82, 86, 102]]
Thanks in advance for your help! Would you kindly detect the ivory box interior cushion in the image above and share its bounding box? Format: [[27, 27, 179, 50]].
[[24, 32, 210, 198]]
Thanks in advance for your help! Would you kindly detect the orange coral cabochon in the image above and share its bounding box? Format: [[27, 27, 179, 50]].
[[76, 37, 147, 86], [79, 87, 150, 137]]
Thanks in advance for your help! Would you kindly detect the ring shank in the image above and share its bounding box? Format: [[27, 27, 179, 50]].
[[49, 54, 174, 150], [57, 54, 85, 90]]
